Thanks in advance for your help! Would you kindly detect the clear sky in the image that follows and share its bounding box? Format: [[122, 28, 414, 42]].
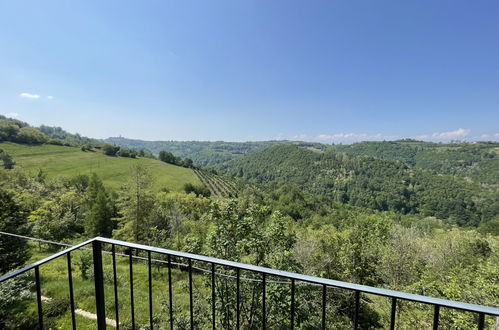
[[1, 0, 498, 142]]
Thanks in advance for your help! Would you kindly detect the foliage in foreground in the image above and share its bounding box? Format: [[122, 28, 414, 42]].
[[0, 166, 498, 328]]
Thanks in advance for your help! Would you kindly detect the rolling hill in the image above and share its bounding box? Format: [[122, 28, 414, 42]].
[[0, 142, 200, 192], [217, 144, 499, 226], [329, 140, 499, 185], [104, 137, 325, 167]]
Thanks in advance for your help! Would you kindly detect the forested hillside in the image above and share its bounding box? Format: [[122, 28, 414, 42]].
[[218, 144, 499, 226], [0, 115, 99, 147], [105, 137, 324, 167], [330, 140, 499, 185]]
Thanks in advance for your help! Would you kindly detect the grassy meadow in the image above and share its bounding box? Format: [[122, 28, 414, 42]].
[[0, 142, 200, 192], [19, 243, 210, 329]]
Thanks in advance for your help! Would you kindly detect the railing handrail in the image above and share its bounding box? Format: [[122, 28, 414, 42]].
[[0, 238, 94, 282], [95, 237, 499, 316], [1, 236, 499, 317]]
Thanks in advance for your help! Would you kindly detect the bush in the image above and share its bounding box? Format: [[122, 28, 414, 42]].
[[0, 149, 15, 169], [0, 273, 34, 327], [184, 183, 211, 197], [75, 252, 92, 279], [102, 143, 120, 156], [81, 144, 92, 151], [118, 148, 131, 157], [44, 297, 70, 317], [47, 138, 64, 145]]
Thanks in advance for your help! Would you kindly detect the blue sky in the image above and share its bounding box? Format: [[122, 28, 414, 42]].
[[1, 0, 498, 142]]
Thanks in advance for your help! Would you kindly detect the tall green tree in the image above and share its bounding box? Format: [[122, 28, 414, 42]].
[[0, 188, 30, 274], [85, 190, 113, 237], [207, 200, 300, 328], [83, 174, 113, 237], [115, 164, 154, 242]]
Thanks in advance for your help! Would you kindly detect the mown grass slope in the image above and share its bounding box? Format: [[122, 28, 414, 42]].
[[28, 245, 205, 329], [0, 142, 200, 192]]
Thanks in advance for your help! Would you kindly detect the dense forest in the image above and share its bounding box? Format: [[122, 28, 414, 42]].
[[1, 118, 498, 328], [217, 144, 499, 227], [330, 140, 499, 185]]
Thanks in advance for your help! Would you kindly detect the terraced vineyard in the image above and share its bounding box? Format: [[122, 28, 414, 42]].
[[194, 169, 238, 198]]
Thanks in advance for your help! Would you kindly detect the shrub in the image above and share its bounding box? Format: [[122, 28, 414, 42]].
[[44, 297, 70, 317], [102, 143, 120, 156], [184, 183, 211, 197]]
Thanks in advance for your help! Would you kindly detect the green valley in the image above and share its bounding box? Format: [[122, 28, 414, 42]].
[[1, 117, 498, 329]]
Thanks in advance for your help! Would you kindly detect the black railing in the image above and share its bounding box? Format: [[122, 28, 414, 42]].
[[1, 236, 498, 329]]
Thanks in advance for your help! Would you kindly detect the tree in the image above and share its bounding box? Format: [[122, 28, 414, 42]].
[[29, 198, 83, 243], [0, 188, 30, 274], [85, 190, 113, 237], [159, 150, 176, 164], [82, 174, 113, 237], [0, 149, 15, 169], [183, 158, 194, 168], [102, 143, 120, 156], [15, 127, 48, 144], [0, 120, 20, 141], [478, 216, 499, 235], [118, 148, 130, 157], [115, 164, 154, 243], [207, 200, 300, 328], [85, 173, 105, 202]]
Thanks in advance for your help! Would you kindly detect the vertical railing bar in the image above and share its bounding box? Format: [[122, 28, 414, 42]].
[[112, 244, 120, 330], [129, 249, 135, 330], [35, 265, 44, 329], [189, 258, 194, 330], [262, 272, 266, 330], [353, 291, 360, 330], [322, 284, 327, 330], [92, 241, 106, 329], [236, 268, 240, 330], [168, 254, 173, 330], [433, 305, 440, 330], [390, 297, 396, 330], [290, 278, 295, 330], [211, 263, 216, 330], [477, 312, 485, 330], [148, 250, 153, 330], [67, 252, 76, 330]]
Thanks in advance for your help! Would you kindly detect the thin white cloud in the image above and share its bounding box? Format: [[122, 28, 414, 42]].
[[316, 133, 397, 142], [5, 112, 19, 118], [46, 95, 54, 100], [417, 128, 470, 141], [303, 128, 494, 144], [19, 92, 41, 99], [292, 134, 308, 140], [479, 133, 499, 140]]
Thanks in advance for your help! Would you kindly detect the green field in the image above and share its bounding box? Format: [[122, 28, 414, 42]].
[[0, 142, 200, 192], [15, 243, 209, 329]]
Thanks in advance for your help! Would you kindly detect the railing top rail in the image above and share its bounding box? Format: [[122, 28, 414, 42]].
[[95, 237, 499, 316], [1, 236, 498, 317], [0, 238, 94, 282]]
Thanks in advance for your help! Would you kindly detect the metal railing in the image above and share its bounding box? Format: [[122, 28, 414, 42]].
[[1, 236, 498, 329]]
